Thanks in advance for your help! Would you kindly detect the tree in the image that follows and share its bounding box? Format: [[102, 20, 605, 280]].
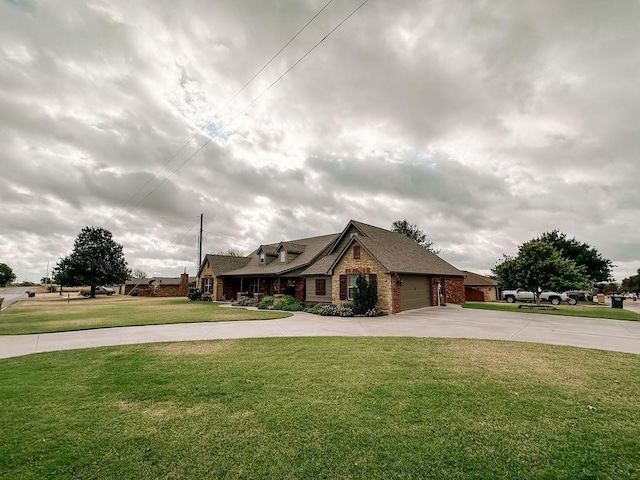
[[53, 226, 129, 298], [391, 219, 440, 254], [0, 263, 17, 287], [216, 248, 244, 257], [493, 241, 588, 303], [352, 274, 378, 315], [534, 230, 613, 282], [40, 277, 52, 285], [131, 269, 148, 279], [621, 273, 640, 295]]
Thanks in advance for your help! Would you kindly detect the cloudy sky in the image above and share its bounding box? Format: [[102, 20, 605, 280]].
[[1, 0, 638, 283]]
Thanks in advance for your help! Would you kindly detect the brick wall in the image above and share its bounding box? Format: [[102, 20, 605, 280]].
[[444, 277, 465, 304], [391, 273, 401, 314], [331, 241, 392, 314]]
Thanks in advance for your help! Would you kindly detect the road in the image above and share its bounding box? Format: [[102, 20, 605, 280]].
[[0, 287, 29, 310]]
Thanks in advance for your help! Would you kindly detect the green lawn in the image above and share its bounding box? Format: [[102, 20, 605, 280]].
[[0, 337, 638, 479], [463, 301, 640, 321], [0, 297, 291, 335]]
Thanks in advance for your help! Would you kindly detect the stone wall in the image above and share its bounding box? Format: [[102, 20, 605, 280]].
[[331, 241, 392, 314]]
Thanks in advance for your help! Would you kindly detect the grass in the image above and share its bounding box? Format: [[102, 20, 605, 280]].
[[463, 301, 640, 321], [0, 337, 638, 479], [0, 296, 291, 335]]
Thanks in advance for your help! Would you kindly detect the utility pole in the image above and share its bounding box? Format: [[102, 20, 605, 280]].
[[198, 213, 203, 271]]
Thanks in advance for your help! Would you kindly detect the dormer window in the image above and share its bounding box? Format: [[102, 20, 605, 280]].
[[353, 245, 361, 259], [260, 253, 266, 264], [280, 250, 286, 262]]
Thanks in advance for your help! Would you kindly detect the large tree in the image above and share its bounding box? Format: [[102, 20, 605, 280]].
[[53, 227, 129, 298], [493, 241, 588, 303], [391, 219, 440, 254], [534, 230, 613, 282], [621, 272, 640, 295], [0, 263, 17, 287]]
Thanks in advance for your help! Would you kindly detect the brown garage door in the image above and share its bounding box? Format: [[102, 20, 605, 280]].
[[400, 275, 431, 311]]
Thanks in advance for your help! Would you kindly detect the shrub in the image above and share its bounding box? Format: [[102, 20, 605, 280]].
[[280, 302, 305, 312], [317, 304, 340, 316], [273, 295, 296, 310], [339, 306, 354, 317], [236, 296, 258, 307], [365, 308, 378, 317], [353, 274, 378, 315], [305, 304, 321, 314], [187, 287, 202, 301], [257, 296, 275, 309]]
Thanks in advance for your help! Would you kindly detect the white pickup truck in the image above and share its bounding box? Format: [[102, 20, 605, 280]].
[[501, 289, 575, 305]]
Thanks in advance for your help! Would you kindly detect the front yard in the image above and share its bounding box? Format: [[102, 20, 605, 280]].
[[1, 337, 638, 479], [0, 296, 291, 335]]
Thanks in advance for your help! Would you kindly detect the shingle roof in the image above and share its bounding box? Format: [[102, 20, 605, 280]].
[[222, 233, 339, 276], [462, 270, 498, 286], [200, 254, 251, 277], [302, 220, 463, 277]]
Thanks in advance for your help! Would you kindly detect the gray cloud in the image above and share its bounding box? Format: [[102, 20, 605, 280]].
[[1, 0, 639, 283]]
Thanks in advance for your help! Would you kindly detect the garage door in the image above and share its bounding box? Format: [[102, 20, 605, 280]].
[[400, 275, 431, 311]]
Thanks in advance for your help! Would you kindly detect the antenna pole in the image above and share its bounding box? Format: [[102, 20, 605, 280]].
[[198, 213, 203, 271]]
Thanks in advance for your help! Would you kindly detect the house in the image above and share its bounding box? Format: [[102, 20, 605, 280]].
[[198, 220, 465, 313], [462, 270, 498, 302], [124, 273, 195, 297]]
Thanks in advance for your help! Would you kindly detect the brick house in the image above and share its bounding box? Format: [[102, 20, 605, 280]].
[[198, 220, 465, 313], [462, 270, 498, 302], [124, 273, 195, 297]]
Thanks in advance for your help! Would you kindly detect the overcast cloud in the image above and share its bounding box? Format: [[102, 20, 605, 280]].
[[1, 0, 638, 283]]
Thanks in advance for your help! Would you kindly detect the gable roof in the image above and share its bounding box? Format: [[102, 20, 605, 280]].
[[198, 254, 251, 277], [221, 233, 339, 276], [302, 220, 464, 277], [462, 270, 498, 286]]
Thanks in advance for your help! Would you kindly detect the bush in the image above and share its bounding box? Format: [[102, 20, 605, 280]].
[[236, 296, 258, 307], [339, 306, 354, 317], [353, 275, 378, 315], [273, 295, 296, 310], [257, 296, 275, 309], [187, 287, 202, 301], [316, 304, 341, 316]]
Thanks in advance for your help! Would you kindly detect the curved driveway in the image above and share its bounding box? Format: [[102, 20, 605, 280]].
[[1, 305, 639, 359]]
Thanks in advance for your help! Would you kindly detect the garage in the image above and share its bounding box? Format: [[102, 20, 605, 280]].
[[399, 274, 432, 311]]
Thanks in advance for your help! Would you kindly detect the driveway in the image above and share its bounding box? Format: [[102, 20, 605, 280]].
[[1, 305, 639, 359], [0, 287, 29, 310]]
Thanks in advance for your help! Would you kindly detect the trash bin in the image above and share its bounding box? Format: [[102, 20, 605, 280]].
[[611, 296, 624, 309]]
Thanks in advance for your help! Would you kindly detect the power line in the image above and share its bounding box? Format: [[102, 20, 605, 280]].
[[114, 0, 336, 221], [123, 0, 371, 217]]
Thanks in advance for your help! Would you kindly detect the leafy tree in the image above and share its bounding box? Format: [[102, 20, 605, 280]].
[[53, 227, 129, 298], [493, 241, 588, 303], [0, 263, 17, 287], [621, 273, 640, 294], [391, 219, 440, 254], [40, 277, 52, 285], [352, 274, 378, 315], [534, 230, 613, 282]]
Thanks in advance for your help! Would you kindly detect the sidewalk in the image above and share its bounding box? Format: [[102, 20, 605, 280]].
[[1, 306, 639, 359]]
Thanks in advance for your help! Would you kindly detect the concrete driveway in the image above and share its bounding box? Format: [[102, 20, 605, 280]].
[[0, 287, 29, 310], [1, 304, 639, 359]]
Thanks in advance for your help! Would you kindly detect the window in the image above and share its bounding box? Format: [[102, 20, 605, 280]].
[[353, 245, 361, 259], [249, 278, 259, 294], [203, 277, 212, 294], [280, 250, 286, 262], [315, 278, 326, 296], [260, 253, 265, 264]]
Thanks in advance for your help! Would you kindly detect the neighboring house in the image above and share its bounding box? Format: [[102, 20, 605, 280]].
[[462, 270, 498, 302], [198, 220, 465, 313], [124, 274, 195, 297]]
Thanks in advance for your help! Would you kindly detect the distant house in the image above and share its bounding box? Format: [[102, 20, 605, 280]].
[[462, 271, 498, 302], [124, 274, 195, 297], [198, 220, 465, 313]]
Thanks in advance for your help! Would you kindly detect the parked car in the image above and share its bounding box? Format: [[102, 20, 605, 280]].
[[564, 290, 594, 302], [502, 289, 574, 305], [80, 286, 115, 297]]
